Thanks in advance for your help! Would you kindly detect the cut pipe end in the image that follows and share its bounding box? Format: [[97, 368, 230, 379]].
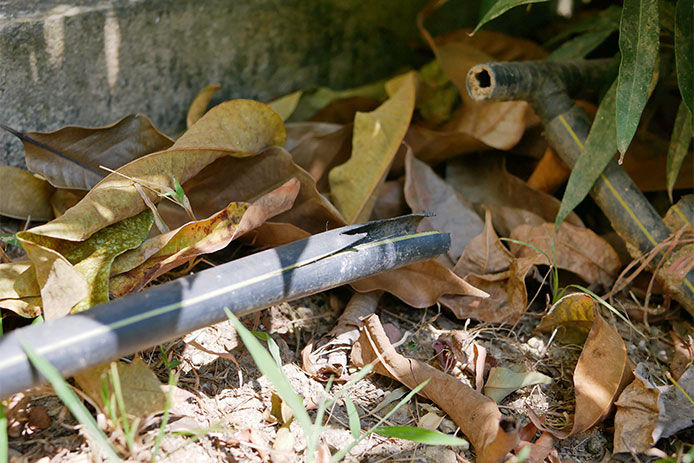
[[466, 64, 494, 101]]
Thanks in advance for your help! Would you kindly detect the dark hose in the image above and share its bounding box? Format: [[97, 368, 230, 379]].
[[466, 59, 694, 314], [0, 215, 450, 398]]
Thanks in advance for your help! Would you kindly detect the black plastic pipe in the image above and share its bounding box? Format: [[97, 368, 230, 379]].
[[466, 59, 694, 314], [0, 215, 449, 398]]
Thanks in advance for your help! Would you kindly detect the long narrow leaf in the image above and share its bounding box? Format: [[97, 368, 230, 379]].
[[666, 101, 693, 200], [373, 426, 469, 447], [0, 404, 7, 463], [557, 80, 618, 227], [676, 0, 694, 130], [474, 0, 551, 33], [19, 340, 121, 462], [344, 397, 361, 439], [225, 310, 313, 432], [252, 331, 283, 366], [548, 29, 616, 61], [616, 0, 660, 155]]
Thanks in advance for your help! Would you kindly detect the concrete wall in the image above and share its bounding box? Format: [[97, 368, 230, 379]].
[[0, 0, 454, 167]]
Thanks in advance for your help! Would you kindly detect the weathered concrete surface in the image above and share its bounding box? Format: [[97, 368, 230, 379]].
[[0, 0, 451, 167]]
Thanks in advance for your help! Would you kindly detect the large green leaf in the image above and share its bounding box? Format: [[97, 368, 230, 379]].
[[616, 0, 660, 155], [548, 29, 616, 61], [474, 0, 551, 33], [544, 5, 621, 48], [557, 80, 618, 227], [676, 0, 694, 130], [666, 101, 693, 200]]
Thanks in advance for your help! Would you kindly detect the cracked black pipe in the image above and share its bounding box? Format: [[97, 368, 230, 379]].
[[0, 215, 450, 398], [466, 59, 694, 314]]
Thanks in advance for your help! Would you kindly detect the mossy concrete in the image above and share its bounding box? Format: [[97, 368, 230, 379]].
[[0, 0, 448, 167]]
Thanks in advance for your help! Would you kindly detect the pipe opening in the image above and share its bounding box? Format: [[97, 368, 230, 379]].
[[466, 65, 494, 100]]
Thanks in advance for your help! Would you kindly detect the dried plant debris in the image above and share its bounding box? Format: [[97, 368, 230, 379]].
[[2, 6, 694, 461]]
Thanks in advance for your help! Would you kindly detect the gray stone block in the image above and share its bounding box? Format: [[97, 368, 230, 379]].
[[0, 0, 435, 167]]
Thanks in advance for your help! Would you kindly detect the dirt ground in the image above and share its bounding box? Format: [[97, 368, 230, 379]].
[[5, 277, 687, 463]]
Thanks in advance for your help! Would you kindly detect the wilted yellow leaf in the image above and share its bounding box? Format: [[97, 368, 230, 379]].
[[329, 72, 417, 223]]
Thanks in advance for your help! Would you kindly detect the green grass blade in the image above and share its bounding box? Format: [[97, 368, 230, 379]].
[[344, 397, 361, 439], [666, 101, 693, 200], [557, 80, 618, 228], [1, 404, 7, 463], [474, 0, 551, 34], [19, 340, 121, 462], [225, 310, 312, 433], [372, 426, 469, 448], [676, 0, 694, 131], [252, 331, 283, 366], [151, 371, 176, 462], [616, 0, 660, 155], [331, 379, 430, 463]]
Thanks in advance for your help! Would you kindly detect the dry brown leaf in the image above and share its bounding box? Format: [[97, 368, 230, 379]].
[[29, 100, 286, 242], [446, 155, 584, 234], [418, 5, 543, 151], [0, 166, 55, 221], [404, 123, 489, 164], [302, 291, 381, 381], [510, 222, 621, 288], [329, 71, 417, 223], [351, 259, 488, 308], [404, 151, 483, 263], [24, 114, 174, 190], [531, 304, 633, 438], [158, 146, 344, 234], [613, 363, 660, 454], [110, 179, 299, 297], [351, 314, 519, 463], [310, 96, 381, 124], [187, 83, 221, 128], [527, 147, 572, 194], [286, 122, 352, 192], [241, 222, 311, 249], [454, 208, 513, 277], [370, 179, 408, 221], [74, 357, 166, 418], [441, 256, 539, 324], [536, 293, 595, 345]]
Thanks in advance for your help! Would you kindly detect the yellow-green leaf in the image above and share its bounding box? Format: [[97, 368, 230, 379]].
[[329, 71, 417, 223], [110, 180, 299, 297], [269, 90, 303, 121], [75, 357, 166, 418], [18, 210, 153, 317]]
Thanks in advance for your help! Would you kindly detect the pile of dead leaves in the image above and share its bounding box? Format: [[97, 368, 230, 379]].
[[1, 19, 693, 463]]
